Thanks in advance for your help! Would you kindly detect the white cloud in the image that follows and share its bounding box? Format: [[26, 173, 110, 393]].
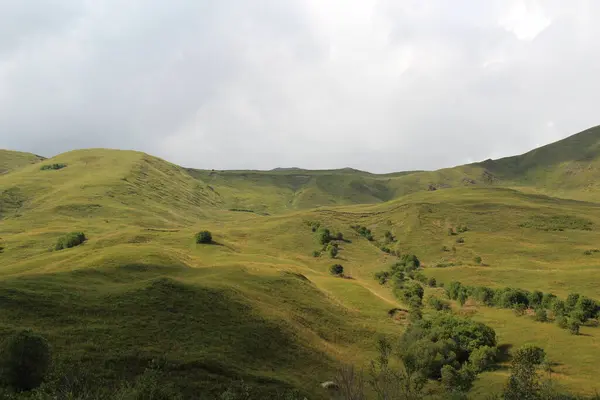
[[1, 0, 600, 172]]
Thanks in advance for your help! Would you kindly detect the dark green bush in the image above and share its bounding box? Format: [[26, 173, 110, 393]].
[[316, 228, 332, 245], [40, 163, 67, 171], [0, 330, 51, 391], [311, 250, 320, 258], [473, 256, 482, 265], [428, 296, 450, 311], [195, 231, 212, 244], [55, 232, 86, 250], [351, 225, 373, 241], [428, 277, 437, 287], [328, 244, 339, 258], [329, 264, 344, 276]]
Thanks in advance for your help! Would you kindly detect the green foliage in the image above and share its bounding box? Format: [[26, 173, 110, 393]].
[[55, 231, 86, 250], [383, 230, 395, 243], [534, 308, 548, 322], [583, 249, 600, 255], [568, 319, 581, 335], [556, 315, 568, 329], [566, 293, 580, 309], [311, 250, 320, 257], [513, 303, 527, 316], [195, 230, 213, 244], [351, 225, 373, 241], [427, 277, 437, 287], [327, 244, 339, 258], [473, 256, 482, 265], [316, 228, 332, 245], [504, 345, 546, 400], [399, 313, 496, 379], [427, 296, 450, 311], [441, 364, 477, 394], [329, 264, 344, 276], [456, 225, 469, 233], [40, 163, 67, 171], [456, 237, 465, 244], [469, 345, 498, 373], [0, 329, 51, 391]]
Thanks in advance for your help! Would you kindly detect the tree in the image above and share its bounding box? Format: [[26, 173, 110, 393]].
[[566, 293, 580, 310], [575, 296, 598, 320], [441, 364, 477, 394], [552, 299, 566, 317], [528, 291, 544, 308], [329, 264, 344, 276], [317, 228, 332, 245], [195, 231, 212, 244], [469, 345, 498, 373], [0, 330, 51, 391], [504, 345, 546, 400], [568, 319, 581, 335]]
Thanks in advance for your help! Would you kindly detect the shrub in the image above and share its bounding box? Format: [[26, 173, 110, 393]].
[[352, 225, 373, 241], [384, 231, 395, 243], [374, 271, 390, 285], [566, 293, 580, 309], [568, 319, 581, 335], [428, 277, 437, 287], [513, 303, 527, 316], [329, 264, 344, 276], [40, 163, 67, 171], [469, 345, 498, 373], [428, 296, 450, 311], [311, 250, 320, 257], [556, 315, 568, 329], [317, 228, 332, 245], [195, 231, 212, 244], [534, 308, 548, 322], [335, 232, 344, 241], [328, 245, 339, 258], [55, 232, 86, 250], [456, 237, 465, 244], [473, 256, 482, 265], [0, 330, 51, 391]]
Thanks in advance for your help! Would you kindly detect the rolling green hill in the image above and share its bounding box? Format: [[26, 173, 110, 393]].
[[0, 149, 45, 174], [3, 125, 600, 398]]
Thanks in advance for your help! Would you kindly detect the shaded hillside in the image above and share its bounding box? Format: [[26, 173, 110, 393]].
[[187, 164, 490, 212], [0, 149, 45, 174]]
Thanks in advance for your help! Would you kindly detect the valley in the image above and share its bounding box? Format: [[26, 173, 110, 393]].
[[3, 126, 600, 398]]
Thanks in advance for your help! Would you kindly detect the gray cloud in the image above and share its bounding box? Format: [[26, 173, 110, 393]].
[[1, 0, 600, 172]]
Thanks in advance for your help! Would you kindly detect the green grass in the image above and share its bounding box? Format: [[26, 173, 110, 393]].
[[0, 149, 44, 175], [4, 128, 600, 397]]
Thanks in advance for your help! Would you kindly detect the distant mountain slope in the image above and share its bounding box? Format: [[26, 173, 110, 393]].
[[0, 149, 45, 174], [477, 125, 600, 199]]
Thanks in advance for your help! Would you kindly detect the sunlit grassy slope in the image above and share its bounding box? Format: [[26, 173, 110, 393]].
[[3, 125, 600, 397], [0, 149, 44, 174]]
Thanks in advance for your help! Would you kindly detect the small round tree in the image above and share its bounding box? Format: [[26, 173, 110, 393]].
[[0, 330, 51, 391], [195, 231, 213, 244], [329, 264, 344, 276]]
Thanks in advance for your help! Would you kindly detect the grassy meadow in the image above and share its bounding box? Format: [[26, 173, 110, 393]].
[[3, 128, 600, 398]]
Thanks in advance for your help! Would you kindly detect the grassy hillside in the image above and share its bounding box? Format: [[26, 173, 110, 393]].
[[4, 128, 600, 397], [0, 149, 44, 174]]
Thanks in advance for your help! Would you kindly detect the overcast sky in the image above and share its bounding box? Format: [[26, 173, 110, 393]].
[[1, 0, 599, 172]]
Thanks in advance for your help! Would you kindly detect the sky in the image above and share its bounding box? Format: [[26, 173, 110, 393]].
[[1, 0, 600, 173]]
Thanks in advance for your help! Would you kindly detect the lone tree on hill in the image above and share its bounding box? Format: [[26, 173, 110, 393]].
[[329, 264, 344, 276], [195, 231, 213, 244]]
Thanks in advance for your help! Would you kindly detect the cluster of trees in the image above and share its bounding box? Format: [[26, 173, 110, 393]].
[[350, 225, 373, 241], [307, 222, 345, 259], [55, 232, 86, 251], [334, 313, 499, 399], [40, 163, 67, 171], [446, 281, 599, 335]]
